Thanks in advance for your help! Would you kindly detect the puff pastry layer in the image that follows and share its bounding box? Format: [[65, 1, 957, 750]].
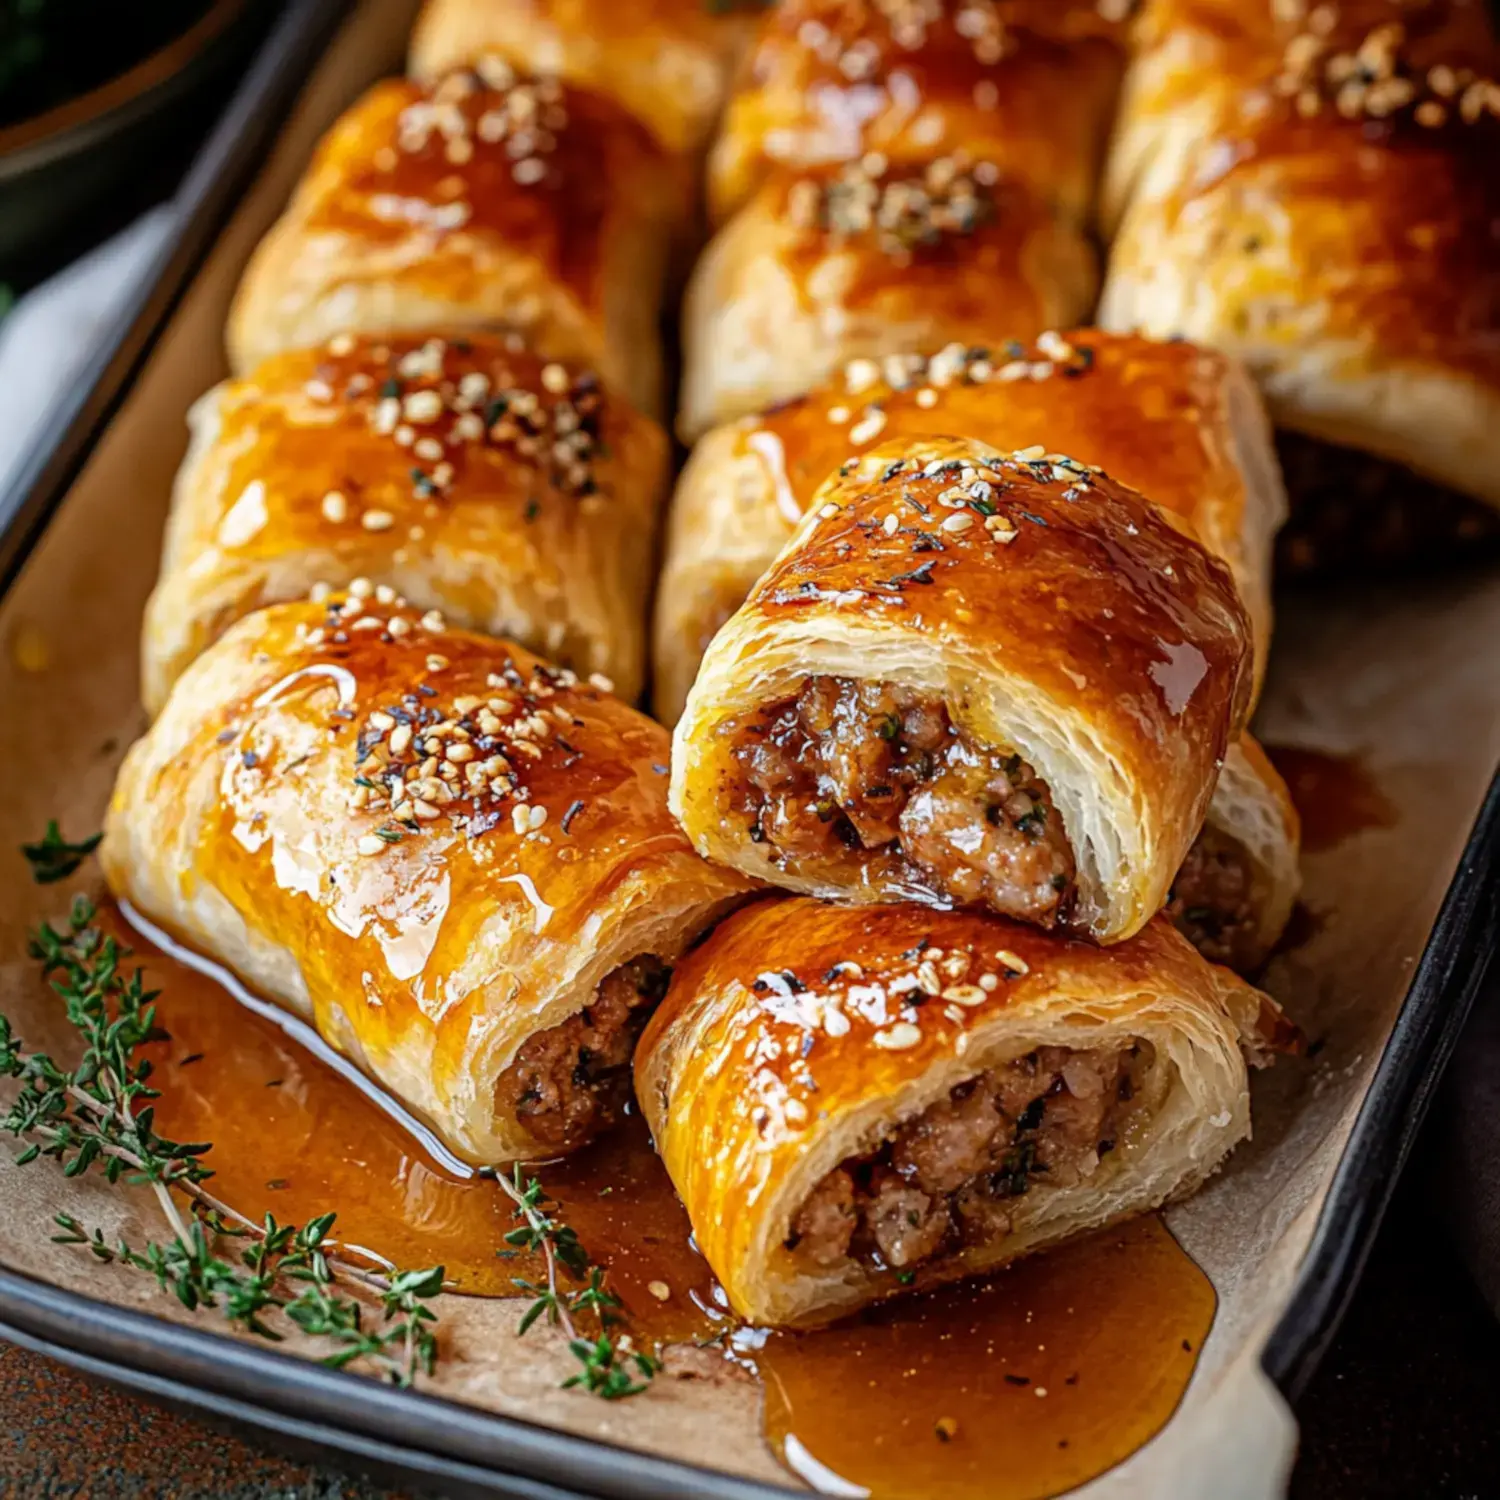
[[709, 0, 1129, 225], [1100, 0, 1500, 514], [409, 0, 758, 157], [656, 331, 1285, 726], [671, 435, 1254, 945], [227, 63, 686, 418], [678, 161, 1098, 440], [637, 897, 1290, 1327], [143, 332, 668, 713], [105, 596, 753, 1165]]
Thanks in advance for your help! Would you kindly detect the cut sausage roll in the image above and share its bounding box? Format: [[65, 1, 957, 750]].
[[636, 897, 1293, 1328], [104, 595, 754, 1165], [1100, 0, 1500, 548], [227, 61, 686, 418], [671, 435, 1255, 945], [409, 0, 759, 158], [709, 0, 1130, 225], [677, 158, 1098, 440], [142, 332, 668, 714], [657, 331, 1285, 724]]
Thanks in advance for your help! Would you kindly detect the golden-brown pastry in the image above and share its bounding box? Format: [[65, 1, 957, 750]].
[[409, 0, 760, 157], [1100, 0, 1500, 519], [671, 435, 1255, 945], [656, 331, 1285, 725], [226, 62, 687, 418], [1169, 735, 1300, 974], [142, 333, 668, 715], [677, 158, 1098, 439], [637, 897, 1292, 1327], [104, 596, 754, 1165], [709, 0, 1131, 225]]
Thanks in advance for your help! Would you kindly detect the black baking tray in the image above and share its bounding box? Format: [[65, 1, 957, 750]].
[[1, 1, 1499, 1495]]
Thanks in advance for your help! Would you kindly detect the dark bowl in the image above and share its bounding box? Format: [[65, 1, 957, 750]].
[[0, 0, 273, 275]]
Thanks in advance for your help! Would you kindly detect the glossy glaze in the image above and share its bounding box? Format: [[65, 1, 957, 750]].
[[638, 897, 1281, 1325], [409, 0, 762, 154], [144, 332, 668, 708], [711, 0, 1129, 221], [115, 898, 1216, 1499], [105, 598, 753, 1163], [670, 436, 1256, 938], [655, 330, 1282, 725]]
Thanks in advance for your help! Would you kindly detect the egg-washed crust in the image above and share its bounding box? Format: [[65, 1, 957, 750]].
[[637, 897, 1294, 1328], [709, 0, 1131, 224], [671, 434, 1254, 944], [654, 329, 1284, 726], [1100, 0, 1500, 509], [408, 0, 761, 157], [677, 157, 1098, 441], [227, 62, 689, 418], [106, 596, 756, 1166], [143, 332, 668, 714]]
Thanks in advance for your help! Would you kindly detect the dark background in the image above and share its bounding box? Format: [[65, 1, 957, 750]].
[[1, 5, 1498, 1496]]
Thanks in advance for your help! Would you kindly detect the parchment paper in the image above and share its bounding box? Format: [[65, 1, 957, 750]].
[[2, 3, 1498, 1495]]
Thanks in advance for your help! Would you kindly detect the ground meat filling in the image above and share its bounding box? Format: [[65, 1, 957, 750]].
[[1276, 432, 1500, 578], [1167, 826, 1261, 972], [785, 1044, 1142, 1274], [733, 677, 1076, 924], [493, 958, 669, 1149]]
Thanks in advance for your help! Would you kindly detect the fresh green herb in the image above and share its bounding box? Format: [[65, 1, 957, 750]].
[[3, 893, 444, 1385], [496, 1165, 658, 1399], [21, 822, 102, 884], [876, 714, 902, 743]]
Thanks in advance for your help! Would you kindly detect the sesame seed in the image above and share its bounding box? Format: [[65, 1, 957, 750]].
[[915, 388, 939, 408], [321, 491, 348, 523], [997, 950, 1030, 976], [827, 405, 851, 424], [873, 1022, 922, 1051], [647, 1281, 670, 1302], [426, 653, 449, 671], [849, 409, 887, 445], [362, 509, 395, 531]]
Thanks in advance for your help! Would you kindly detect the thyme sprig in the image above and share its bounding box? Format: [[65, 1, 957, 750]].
[[7, 828, 662, 1400], [496, 1165, 660, 1398], [2, 893, 443, 1386], [21, 821, 103, 884]]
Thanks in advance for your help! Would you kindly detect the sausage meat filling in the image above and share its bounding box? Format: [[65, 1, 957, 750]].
[[731, 677, 1077, 924], [1167, 825, 1261, 972], [494, 957, 670, 1149], [786, 1044, 1146, 1274]]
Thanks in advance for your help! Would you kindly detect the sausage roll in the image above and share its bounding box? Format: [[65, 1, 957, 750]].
[[671, 435, 1255, 945], [142, 333, 668, 715], [226, 62, 686, 418], [677, 158, 1098, 440], [709, 0, 1130, 225], [656, 331, 1284, 726], [1099, 0, 1500, 542], [104, 595, 754, 1165], [409, 0, 759, 157], [637, 898, 1292, 1328]]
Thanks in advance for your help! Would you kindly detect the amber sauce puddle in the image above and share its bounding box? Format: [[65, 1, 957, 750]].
[[1265, 745, 1397, 854], [111, 904, 1216, 1500]]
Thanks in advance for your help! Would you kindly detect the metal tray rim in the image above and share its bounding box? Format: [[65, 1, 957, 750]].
[[1, 0, 1498, 1492]]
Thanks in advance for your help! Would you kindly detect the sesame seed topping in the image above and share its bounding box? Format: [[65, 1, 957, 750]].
[[873, 1022, 923, 1051], [321, 491, 348, 523], [361, 509, 395, 532]]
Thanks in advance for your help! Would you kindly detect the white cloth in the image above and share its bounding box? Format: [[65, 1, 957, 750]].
[[0, 207, 176, 499]]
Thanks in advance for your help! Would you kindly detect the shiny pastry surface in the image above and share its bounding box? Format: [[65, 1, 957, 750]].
[[637, 896, 1290, 1327], [710, 0, 1131, 222], [105, 595, 754, 1165], [409, 0, 762, 155], [656, 330, 1284, 726], [226, 62, 685, 416], [678, 157, 1098, 439], [671, 435, 1254, 944], [1100, 0, 1500, 509], [144, 332, 668, 712]]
